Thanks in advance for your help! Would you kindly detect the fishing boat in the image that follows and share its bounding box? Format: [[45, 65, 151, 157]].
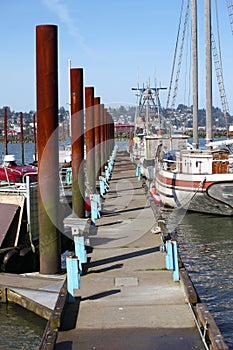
[[154, 0, 233, 216], [155, 140, 233, 215], [130, 85, 189, 180], [0, 154, 38, 185], [229, 125, 233, 137]]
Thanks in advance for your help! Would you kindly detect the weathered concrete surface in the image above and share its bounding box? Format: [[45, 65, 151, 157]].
[[56, 151, 204, 349], [0, 272, 65, 310]]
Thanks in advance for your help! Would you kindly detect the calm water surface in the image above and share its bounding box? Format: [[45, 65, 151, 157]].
[[0, 303, 46, 349], [0, 142, 35, 164], [175, 212, 233, 349]]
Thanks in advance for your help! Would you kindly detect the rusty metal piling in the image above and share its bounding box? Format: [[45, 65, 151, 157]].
[[20, 112, 24, 165], [36, 24, 61, 274], [4, 107, 8, 156], [70, 68, 85, 218], [94, 97, 101, 181], [104, 108, 108, 166], [100, 104, 105, 174], [85, 87, 95, 193], [33, 113, 37, 162]]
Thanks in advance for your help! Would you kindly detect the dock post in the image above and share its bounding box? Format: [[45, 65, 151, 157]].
[[3, 107, 8, 156], [100, 104, 105, 174], [166, 241, 174, 270], [166, 240, 179, 282], [70, 68, 85, 218], [104, 108, 108, 166], [72, 226, 87, 273], [99, 177, 106, 197], [66, 255, 80, 303], [172, 240, 179, 281], [90, 193, 101, 224], [85, 87, 96, 194], [94, 97, 101, 182], [36, 24, 61, 274], [33, 113, 37, 162], [136, 165, 141, 180], [20, 112, 24, 165]]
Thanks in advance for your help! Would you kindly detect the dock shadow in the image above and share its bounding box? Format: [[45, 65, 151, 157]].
[[55, 341, 72, 350], [97, 220, 123, 227], [112, 205, 150, 215], [89, 246, 160, 268], [89, 236, 129, 247], [87, 263, 124, 274], [111, 175, 135, 180], [60, 297, 81, 331], [81, 289, 121, 301], [100, 205, 150, 217]]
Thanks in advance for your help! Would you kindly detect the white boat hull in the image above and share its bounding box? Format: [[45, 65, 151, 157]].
[[155, 168, 233, 216]]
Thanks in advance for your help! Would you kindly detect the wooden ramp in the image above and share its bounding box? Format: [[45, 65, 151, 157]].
[[0, 195, 25, 248]]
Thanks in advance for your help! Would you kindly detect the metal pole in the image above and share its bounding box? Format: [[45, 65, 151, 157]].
[[94, 97, 101, 180], [4, 107, 8, 156], [70, 68, 85, 218], [33, 113, 37, 163], [20, 112, 24, 165], [205, 0, 213, 145], [104, 108, 107, 165], [85, 87, 95, 193], [100, 104, 105, 174], [36, 24, 61, 274], [192, 0, 198, 149]]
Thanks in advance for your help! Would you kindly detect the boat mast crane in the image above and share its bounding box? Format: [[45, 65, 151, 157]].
[[132, 85, 166, 134]]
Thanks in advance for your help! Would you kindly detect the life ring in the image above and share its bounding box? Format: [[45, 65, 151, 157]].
[[140, 141, 144, 147]]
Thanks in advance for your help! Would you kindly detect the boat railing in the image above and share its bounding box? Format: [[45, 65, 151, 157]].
[[160, 157, 233, 174], [59, 167, 72, 197], [22, 172, 38, 183]]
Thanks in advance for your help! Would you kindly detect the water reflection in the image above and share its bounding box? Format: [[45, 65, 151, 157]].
[[176, 212, 233, 349], [0, 303, 46, 349]]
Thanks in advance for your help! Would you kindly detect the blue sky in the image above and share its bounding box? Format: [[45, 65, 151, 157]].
[[0, 0, 232, 114]]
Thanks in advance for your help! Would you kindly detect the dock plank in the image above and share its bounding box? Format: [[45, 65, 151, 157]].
[[196, 303, 229, 350]]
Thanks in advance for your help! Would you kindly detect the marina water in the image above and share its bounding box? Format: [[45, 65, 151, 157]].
[[0, 303, 46, 349], [1, 141, 233, 348], [175, 212, 233, 349]]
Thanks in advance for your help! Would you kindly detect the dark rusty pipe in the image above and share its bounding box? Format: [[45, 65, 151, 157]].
[[94, 97, 101, 180], [105, 111, 110, 160], [33, 113, 37, 163], [36, 24, 61, 275], [4, 107, 8, 156], [20, 112, 24, 165], [100, 104, 105, 173], [85, 87, 95, 193], [70, 68, 85, 218], [109, 113, 115, 154], [104, 108, 108, 165]]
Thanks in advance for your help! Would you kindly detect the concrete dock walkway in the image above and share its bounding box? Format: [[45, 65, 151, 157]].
[[55, 151, 204, 350]]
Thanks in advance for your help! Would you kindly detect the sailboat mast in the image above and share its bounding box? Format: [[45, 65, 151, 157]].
[[205, 0, 213, 144], [192, 0, 198, 149]]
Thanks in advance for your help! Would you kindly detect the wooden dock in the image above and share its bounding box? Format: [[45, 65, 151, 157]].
[[0, 151, 229, 350]]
